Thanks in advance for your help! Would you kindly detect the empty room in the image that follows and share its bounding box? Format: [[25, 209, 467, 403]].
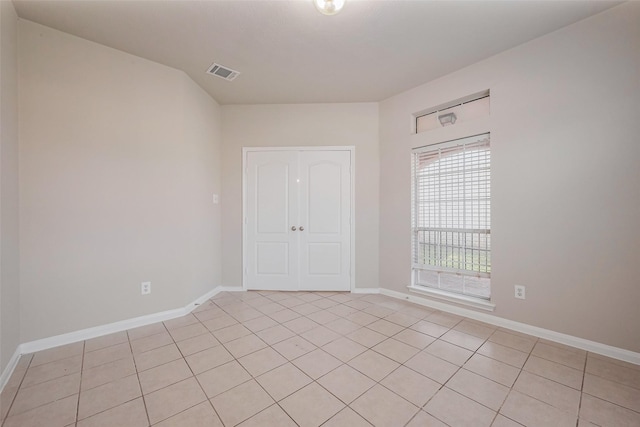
[[0, 0, 639, 426]]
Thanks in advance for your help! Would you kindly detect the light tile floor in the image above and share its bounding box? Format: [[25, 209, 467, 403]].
[[1, 291, 639, 427]]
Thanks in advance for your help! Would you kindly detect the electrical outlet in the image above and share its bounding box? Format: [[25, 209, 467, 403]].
[[515, 285, 526, 299], [212, 194, 219, 204], [141, 281, 151, 295]]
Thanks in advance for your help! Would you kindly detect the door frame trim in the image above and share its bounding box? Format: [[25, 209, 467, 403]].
[[242, 146, 356, 292]]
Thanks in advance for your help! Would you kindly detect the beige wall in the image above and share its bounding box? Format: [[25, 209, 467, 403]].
[[19, 20, 222, 342], [379, 3, 640, 352], [221, 104, 379, 290], [0, 0, 20, 371], [180, 77, 223, 302]]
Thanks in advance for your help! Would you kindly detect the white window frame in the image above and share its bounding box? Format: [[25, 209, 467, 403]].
[[410, 133, 494, 311], [415, 94, 490, 134]]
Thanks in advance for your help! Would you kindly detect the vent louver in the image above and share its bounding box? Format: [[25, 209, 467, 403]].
[[206, 63, 240, 81]]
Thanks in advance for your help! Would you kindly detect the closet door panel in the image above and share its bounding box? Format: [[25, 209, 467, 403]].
[[299, 151, 351, 291], [245, 151, 299, 290]]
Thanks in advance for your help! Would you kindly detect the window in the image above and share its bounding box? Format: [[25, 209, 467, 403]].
[[411, 133, 491, 299], [415, 94, 489, 134]]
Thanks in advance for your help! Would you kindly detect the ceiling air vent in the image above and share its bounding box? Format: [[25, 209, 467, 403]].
[[206, 63, 240, 81]]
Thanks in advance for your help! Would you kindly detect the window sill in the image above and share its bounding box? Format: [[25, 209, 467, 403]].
[[407, 285, 495, 312]]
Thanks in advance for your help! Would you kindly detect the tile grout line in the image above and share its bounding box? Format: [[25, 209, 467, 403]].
[[187, 302, 246, 427], [3, 349, 82, 423], [211, 294, 303, 427], [580, 356, 640, 392], [126, 328, 152, 427], [414, 317, 466, 427], [310, 310, 458, 425], [576, 354, 640, 422], [217, 294, 357, 426], [135, 307, 222, 425], [436, 320, 499, 418], [74, 340, 86, 424], [490, 335, 537, 426], [224, 294, 632, 427], [165, 300, 288, 422], [165, 311, 217, 426], [228, 294, 576, 427], [216, 294, 323, 426], [150, 316, 215, 425], [0, 354, 34, 427], [225, 292, 633, 426], [492, 337, 593, 426], [93, 317, 420, 423], [576, 352, 589, 427]]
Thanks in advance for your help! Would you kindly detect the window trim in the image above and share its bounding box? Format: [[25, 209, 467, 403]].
[[407, 285, 496, 312], [412, 90, 490, 134]]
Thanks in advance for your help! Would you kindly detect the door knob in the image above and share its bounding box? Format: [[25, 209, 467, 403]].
[[291, 226, 297, 231], [299, 226, 304, 231]]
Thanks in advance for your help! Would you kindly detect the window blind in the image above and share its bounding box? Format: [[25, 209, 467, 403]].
[[411, 133, 491, 299]]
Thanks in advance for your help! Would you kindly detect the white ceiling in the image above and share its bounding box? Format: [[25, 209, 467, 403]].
[[13, 0, 621, 105]]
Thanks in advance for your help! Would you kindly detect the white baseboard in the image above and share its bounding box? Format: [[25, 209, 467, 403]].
[[2, 285, 225, 390], [0, 347, 22, 392], [380, 288, 640, 366], [191, 287, 226, 307], [351, 287, 380, 294], [5, 284, 637, 391], [20, 286, 224, 356], [218, 286, 244, 292]]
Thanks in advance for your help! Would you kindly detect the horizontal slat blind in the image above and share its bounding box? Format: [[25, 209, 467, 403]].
[[412, 133, 491, 299]]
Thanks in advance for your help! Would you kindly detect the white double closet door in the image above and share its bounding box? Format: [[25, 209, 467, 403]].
[[244, 149, 352, 291]]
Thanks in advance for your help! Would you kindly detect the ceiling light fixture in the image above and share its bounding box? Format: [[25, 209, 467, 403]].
[[313, 0, 346, 16], [438, 112, 457, 126]]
